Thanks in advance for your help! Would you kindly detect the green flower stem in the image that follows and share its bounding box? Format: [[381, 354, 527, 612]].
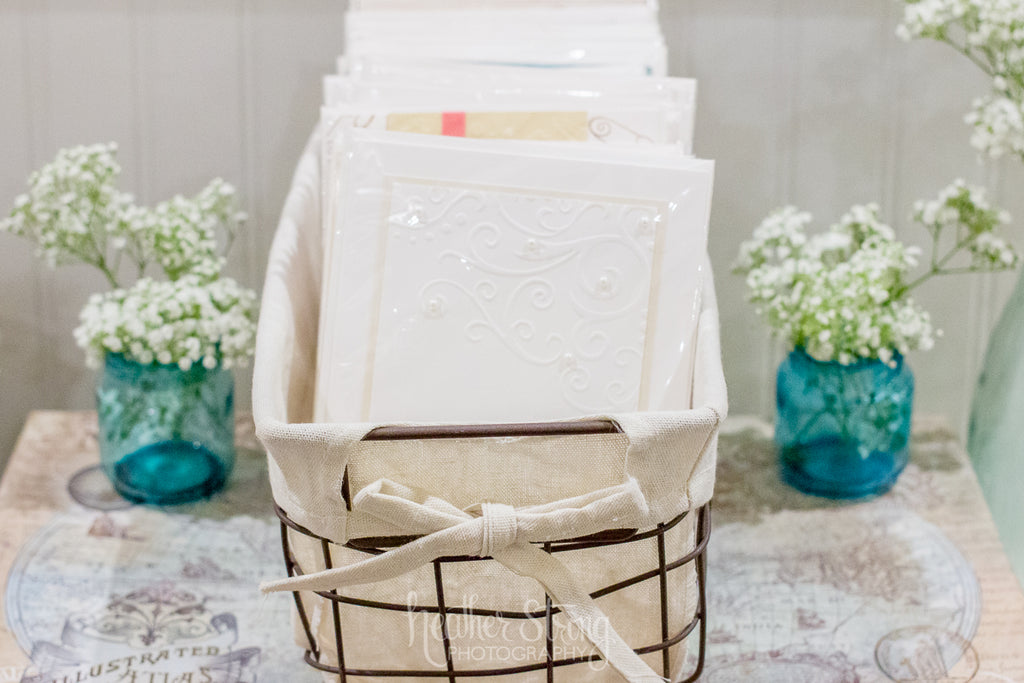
[[898, 233, 978, 296], [95, 257, 120, 289], [947, 40, 995, 77], [835, 369, 852, 442], [171, 384, 194, 440], [790, 372, 853, 447], [793, 408, 824, 443], [920, 266, 983, 277], [79, 209, 120, 287], [223, 224, 238, 258]]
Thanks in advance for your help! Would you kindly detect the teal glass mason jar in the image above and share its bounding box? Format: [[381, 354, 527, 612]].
[[96, 353, 235, 505], [775, 347, 914, 499]]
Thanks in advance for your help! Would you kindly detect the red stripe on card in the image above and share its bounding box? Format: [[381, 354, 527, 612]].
[[442, 111, 466, 137]]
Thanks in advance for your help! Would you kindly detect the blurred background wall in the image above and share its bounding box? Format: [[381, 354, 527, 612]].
[[1, 0, 1021, 468]]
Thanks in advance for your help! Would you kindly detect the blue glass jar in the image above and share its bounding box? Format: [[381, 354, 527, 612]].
[[775, 347, 914, 499], [96, 353, 235, 505]]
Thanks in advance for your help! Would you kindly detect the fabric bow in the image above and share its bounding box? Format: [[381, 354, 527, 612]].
[[262, 477, 666, 683]]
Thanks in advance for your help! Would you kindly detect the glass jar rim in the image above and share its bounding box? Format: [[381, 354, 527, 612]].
[[103, 351, 220, 380], [791, 345, 904, 369]]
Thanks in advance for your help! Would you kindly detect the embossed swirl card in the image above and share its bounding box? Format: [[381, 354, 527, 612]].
[[316, 129, 714, 423]]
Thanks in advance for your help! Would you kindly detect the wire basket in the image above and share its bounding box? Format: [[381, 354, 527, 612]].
[[275, 420, 710, 682], [254, 131, 725, 682]]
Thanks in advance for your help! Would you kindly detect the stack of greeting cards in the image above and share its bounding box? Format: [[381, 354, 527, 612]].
[[314, 0, 715, 424]]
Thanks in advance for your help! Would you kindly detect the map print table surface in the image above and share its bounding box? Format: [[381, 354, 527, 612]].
[[707, 418, 1024, 682], [0, 412, 1022, 682], [0, 413, 319, 683]]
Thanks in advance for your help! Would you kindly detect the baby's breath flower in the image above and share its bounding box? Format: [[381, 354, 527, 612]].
[[898, 0, 1024, 161], [75, 275, 258, 370], [735, 180, 1017, 363], [2, 143, 257, 368], [128, 178, 246, 283], [0, 143, 133, 285]]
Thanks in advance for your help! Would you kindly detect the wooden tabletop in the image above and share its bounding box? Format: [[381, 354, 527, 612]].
[[0, 411, 1021, 682]]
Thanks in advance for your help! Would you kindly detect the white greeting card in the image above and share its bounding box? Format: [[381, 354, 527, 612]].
[[321, 75, 696, 148], [340, 5, 666, 77], [343, 7, 664, 54], [368, 178, 661, 421], [341, 1, 667, 77], [317, 76, 697, 274], [315, 130, 714, 423], [321, 103, 685, 147], [324, 70, 693, 115], [350, 1, 656, 9]]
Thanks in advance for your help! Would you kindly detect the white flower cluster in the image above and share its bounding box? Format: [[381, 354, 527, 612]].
[[126, 178, 245, 282], [736, 181, 1018, 364], [1, 143, 257, 369], [898, 0, 1024, 159], [966, 95, 1024, 159], [0, 144, 133, 278], [912, 178, 1018, 268], [75, 275, 258, 371]]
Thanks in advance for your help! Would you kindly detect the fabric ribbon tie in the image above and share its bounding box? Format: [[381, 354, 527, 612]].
[[479, 501, 518, 557], [262, 477, 666, 683]]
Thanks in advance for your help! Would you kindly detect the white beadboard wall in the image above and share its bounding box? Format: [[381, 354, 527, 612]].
[[1, 1, 1021, 467]]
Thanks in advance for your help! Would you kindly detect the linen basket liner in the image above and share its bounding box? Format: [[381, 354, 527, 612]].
[[253, 129, 728, 683]]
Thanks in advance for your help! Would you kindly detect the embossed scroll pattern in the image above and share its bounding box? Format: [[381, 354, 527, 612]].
[[376, 180, 662, 416], [588, 116, 656, 144]]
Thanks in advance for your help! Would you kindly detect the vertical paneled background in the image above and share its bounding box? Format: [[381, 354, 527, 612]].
[[0, 1, 1021, 469]]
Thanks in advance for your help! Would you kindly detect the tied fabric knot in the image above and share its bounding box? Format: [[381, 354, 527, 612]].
[[479, 502, 517, 557], [262, 477, 665, 683]]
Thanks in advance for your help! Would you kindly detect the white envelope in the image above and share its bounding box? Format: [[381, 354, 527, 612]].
[[321, 74, 697, 155], [316, 94, 697, 360], [341, 5, 667, 76], [321, 102, 687, 147], [325, 70, 696, 107], [315, 129, 714, 424], [351, 1, 656, 9]]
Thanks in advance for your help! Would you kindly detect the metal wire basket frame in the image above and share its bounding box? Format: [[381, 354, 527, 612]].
[[275, 419, 711, 682]]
